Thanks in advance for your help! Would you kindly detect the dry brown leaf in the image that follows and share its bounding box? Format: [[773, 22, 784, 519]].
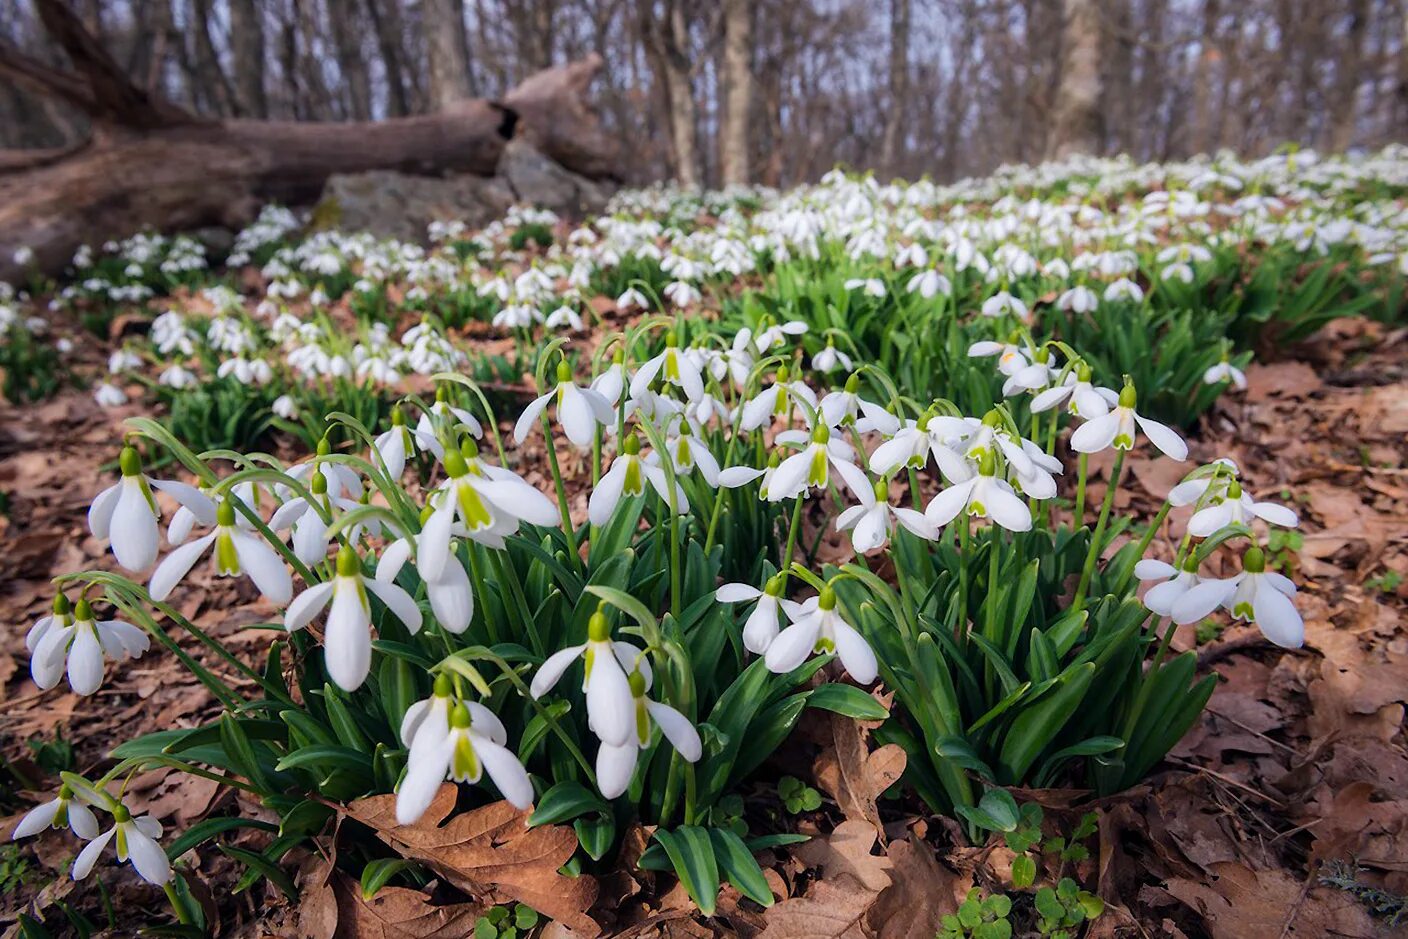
[[865, 836, 970, 939], [340, 785, 600, 936], [812, 713, 906, 835], [300, 864, 484, 939], [791, 820, 894, 892], [757, 876, 875, 939], [1165, 863, 1381, 939]]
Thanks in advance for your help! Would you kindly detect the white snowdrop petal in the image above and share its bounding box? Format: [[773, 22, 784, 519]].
[[595, 742, 638, 800], [513, 391, 554, 445], [832, 620, 878, 684], [531, 644, 587, 698], [148, 533, 216, 602], [475, 737, 534, 809], [111, 481, 159, 571], [366, 578, 424, 635], [646, 700, 703, 761], [125, 828, 171, 884], [1070, 412, 1120, 454], [285, 581, 334, 632], [1253, 584, 1305, 649], [1134, 414, 1188, 462], [67, 626, 106, 696], [71, 829, 115, 880], [764, 618, 821, 674], [324, 583, 372, 691], [715, 583, 762, 603], [586, 651, 636, 747], [233, 532, 293, 605], [1134, 559, 1177, 580], [12, 800, 60, 840]]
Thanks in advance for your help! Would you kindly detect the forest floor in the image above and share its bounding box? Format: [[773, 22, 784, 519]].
[[1, 315, 1407, 939]]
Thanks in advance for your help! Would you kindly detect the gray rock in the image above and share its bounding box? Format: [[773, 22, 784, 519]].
[[314, 170, 516, 243], [498, 138, 617, 217], [190, 226, 235, 258]]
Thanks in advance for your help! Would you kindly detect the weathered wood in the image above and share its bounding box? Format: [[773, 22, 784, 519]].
[[0, 0, 618, 283]]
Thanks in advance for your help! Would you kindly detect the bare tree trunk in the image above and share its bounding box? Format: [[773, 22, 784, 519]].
[[367, 0, 411, 116], [1045, 0, 1103, 159], [1328, 0, 1369, 151], [642, 0, 700, 187], [719, 0, 752, 186], [424, 0, 473, 110], [191, 0, 237, 116], [329, 0, 372, 120], [1190, 0, 1220, 155], [879, 0, 909, 175], [228, 0, 267, 117]]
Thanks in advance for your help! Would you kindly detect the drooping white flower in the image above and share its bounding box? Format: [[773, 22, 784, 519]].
[[149, 498, 292, 604], [715, 576, 795, 654], [374, 407, 437, 479], [765, 586, 876, 683], [30, 598, 149, 696], [1134, 557, 1202, 616], [1057, 285, 1099, 313], [94, 382, 128, 407], [1186, 478, 1299, 537], [89, 447, 216, 571], [844, 277, 886, 298], [396, 700, 532, 824], [285, 546, 422, 691], [1202, 360, 1247, 390], [596, 667, 702, 799], [766, 424, 871, 503], [415, 395, 484, 451], [588, 433, 688, 525], [980, 290, 1029, 321], [836, 479, 939, 553], [739, 366, 819, 431], [924, 454, 1033, 532], [72, 804, 170, 885], [1171, 548, 1302, 648], [1030, 365, 1116, 419], [419, 443, 560, 575], [967, 339, 1031, 377], [811, 342, 853, 374], [266, 472, 357, 567], [11, 783, 100, 842], [530, 609, 645, 748], [820, 375, 900, 436], [376, 526, 474, 634], [906, 269, 952, 299], [284, 437, 364, 503], [630, 338, 704, 403], [514, 360, 615, 450], [400, 674, 455, 749], [1070, 384, 1188, 461], [753, 319, 808, 354]]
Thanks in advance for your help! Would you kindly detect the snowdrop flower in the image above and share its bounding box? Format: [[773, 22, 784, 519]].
[[663, 280, 700, 308], [108, 348, 142, 373], [267, 472, 358, 567], [1186, 478, 1299, 536], [158, 365, 197, 389], [767, 424, 870, 503], [273, 394, 301, 419], [1168, 459, 1239, 507], [591, 352, 629, 406], [837, 479, 939, 553], [285, 546, 422, 691], [718, 452, 779, 496], [1103, 278, 1145, 303], [716, 576, 795, 654], [765, 586, 876, 683], [400, 674, 454, 749], [656, 418, 721, 486], [753, 319, 808, 354], [1070, 384, 1188, 461], [416, 394, 484, 449], [150, 499, 293, 604], [90, 447, 216, 571], [1171, 548, 1302, 648], [906, 269, 952, 299], [980, 290, 1029, 321], [1010, 439, 1063, 500], [925, 453, 1033, 532], [94, 382, 128, 407], [589, 433, 687, 524], [820, 374, 900, 436], [596, 667, 702, 799], [28, 597, 148, 696], [630, 336, 704, 402], [739, 366, 819, 431], [530, 609, 644, 748], [285, 438, 364, 502], [967, 339, 1030, 377], [11, 783, 100, 842], [1057, 285, 1099, 313], [376, 524, 474, 634], [844, 277, 886, 298], [1134, 556, 1202, 616], [396, 700, 532, 824], [374, 407, 436, 479], [1030, 364, 1115, 418], [1202, 359, 1247, 390], [73, 804, 170, 886], [515, 360, 615, 449], [811, 341, 852, 374], [610, 284, 649, 311], [419, 443, 559, 573], [546, 304, 585, 330]]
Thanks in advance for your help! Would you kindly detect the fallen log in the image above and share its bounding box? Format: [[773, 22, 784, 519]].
[[0, 0, 617, 283]]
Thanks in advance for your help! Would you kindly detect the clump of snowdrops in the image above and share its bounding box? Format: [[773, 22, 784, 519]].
[[16, 312, 1303, 924]]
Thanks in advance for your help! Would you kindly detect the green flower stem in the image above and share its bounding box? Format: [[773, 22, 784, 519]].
[[779, 496, 805, 589], [489, 551, 544, 656], [540, 411, 586, 579], [164, 881, 195, 926], [1073, 449, 1126, 610], [1111, 500, 1173, 596], [1118, 613, 1176, 743], [957, 519, 972, 644], [464, 547, 500, 646]]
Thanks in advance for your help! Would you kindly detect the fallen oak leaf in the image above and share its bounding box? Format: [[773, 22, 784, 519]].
[[1165, 862, 1380, 939], [865, 835, 970, 939], [340, 785, 600, 937], [812, 712, 906, 836], [757, 876, 875, 939], [791, 820, 894, 893], [301, 865, 485, 939]]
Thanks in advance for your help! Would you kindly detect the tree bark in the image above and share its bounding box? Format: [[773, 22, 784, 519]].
[[879, 0, 909, 176], [329, 0, 373, 120], [1328, 0, 1369, 151], [0, 2, 619, 282], [642, 0, 699, 187], [1045, 0, 1103, 160], [228, 0, 267, 118], [424, 0, 474, 110], [366, 0, 412, 116], [719, 0, 752, 186]]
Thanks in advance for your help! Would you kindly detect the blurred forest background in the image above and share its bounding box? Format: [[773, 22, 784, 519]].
[[0, 0, 1405, 188]]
